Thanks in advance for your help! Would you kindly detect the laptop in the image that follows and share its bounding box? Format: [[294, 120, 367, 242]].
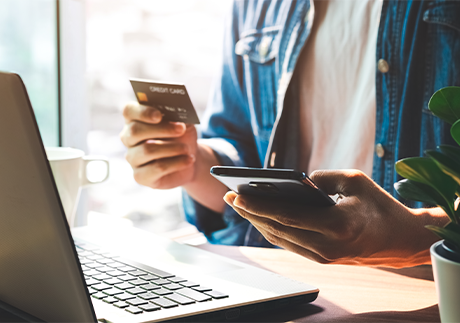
[[0, 71, 319, 322]]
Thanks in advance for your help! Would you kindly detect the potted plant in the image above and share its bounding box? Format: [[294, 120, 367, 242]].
[[394, 86, 460, 322]]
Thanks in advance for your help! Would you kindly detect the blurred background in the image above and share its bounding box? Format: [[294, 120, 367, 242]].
[[0, 0, 233, 243]]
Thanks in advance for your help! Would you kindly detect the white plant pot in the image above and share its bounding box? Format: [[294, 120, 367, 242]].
[[431, 240, 460, 322]]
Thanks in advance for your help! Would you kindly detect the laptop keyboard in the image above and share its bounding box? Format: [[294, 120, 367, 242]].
[[75, 242, 228, 315]]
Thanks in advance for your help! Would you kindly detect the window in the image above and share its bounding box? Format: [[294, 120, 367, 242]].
[[0, 0, 59, 146]]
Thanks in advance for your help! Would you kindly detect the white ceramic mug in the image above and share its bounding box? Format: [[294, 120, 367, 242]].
[[45, 147, 109, 227]]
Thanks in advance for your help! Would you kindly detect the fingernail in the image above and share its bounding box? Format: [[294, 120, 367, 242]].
[[152, 110, 162, 121], [174, 123, 185, 133], [223, 192, 236, 205], [188, 154, 196, 163], [234, 197, 246, 209]]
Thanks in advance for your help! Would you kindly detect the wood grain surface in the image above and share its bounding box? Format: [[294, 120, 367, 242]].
[[196, 244, 440, 323]]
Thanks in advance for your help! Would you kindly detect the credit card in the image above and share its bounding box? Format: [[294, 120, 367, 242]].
[[130, 79, 200, 124]]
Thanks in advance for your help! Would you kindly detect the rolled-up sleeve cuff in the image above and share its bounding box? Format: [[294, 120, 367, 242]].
[[198, 138, 245, 167], [181, 189, 249, 245]]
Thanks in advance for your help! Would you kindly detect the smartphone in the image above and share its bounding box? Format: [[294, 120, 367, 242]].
[[210, 166, 335, 206]]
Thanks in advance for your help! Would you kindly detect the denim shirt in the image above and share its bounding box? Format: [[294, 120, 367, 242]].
[[183, 0, 460, 247]]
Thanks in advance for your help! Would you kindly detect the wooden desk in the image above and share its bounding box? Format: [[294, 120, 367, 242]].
[[196, 244, 439, 323]]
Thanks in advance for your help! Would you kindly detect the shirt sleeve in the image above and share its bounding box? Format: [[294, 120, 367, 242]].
[[182, 2, 263, 246]]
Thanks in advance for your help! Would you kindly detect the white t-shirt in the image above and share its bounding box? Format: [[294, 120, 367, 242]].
[[297, 0, 382, 177]]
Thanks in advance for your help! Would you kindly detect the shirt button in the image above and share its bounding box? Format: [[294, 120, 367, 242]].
[[270, 152, 276, 167], [377, 59, 390, 73], [375, 143, 385, 158]]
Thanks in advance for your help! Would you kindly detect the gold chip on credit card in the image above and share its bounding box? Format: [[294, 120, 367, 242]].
[[136, 92, 148, 102]]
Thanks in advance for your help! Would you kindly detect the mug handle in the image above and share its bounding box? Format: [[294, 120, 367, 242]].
[[81, 156, 110, 186]]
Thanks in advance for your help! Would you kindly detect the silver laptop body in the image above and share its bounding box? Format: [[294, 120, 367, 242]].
[[0, 71, 319, 322]]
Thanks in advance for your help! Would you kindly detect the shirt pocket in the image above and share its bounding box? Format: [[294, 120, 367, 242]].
[[234, 27, 280, 141], [423, 1, 460, 33], [422, 1, 460, 113]]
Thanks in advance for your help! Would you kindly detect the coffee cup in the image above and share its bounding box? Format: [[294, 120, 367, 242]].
[[45, 147, 109, 227]]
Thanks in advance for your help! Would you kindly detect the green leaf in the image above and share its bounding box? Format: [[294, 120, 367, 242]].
[[426, 149, 460, 186], [439, 144, 460, 161], [395, 157, 457, 221], [452, 119, 460, 145], [394, 179, 444, 206], [394, 179, 454, 220], [426, 224, 460, 251], [428, 86, 460, 124]]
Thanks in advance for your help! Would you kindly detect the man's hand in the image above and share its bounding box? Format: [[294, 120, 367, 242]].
[[224, 169, 448, 268], [120, 102, 197, 189]]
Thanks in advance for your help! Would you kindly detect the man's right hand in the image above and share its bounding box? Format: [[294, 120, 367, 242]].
[[120, 102, 198, 190]]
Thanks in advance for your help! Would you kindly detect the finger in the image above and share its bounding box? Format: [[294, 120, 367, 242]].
[[231, 194, 340, 234], [250, 223, 332, 264], [233, 205, 331, 258], [308, 169, 371, 196], [121, 121, 187, 147], [148, 168, 195, 190], [226, 197, 336, 263], [132, 154, 195, 188], [223, 191, 238, 205], [122, 102, 163, 124], [126, 140, 191, 167]]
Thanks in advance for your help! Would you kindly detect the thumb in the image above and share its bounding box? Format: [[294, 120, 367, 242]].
[[309, 169, 369, 197]]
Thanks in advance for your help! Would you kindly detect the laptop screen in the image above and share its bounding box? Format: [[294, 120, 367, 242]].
[[0, 72, 96, 322]]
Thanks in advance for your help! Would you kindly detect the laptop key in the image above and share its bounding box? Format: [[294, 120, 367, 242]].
[[163, 283, 182, 291], [129, 270, 148, 277], [107, 262, 126, 268], [141, 274, 159, 281], [103, 296, 118, 304], [192, 286, 212, 292], [96, 258, 115, 265], [168, 276, 186, 283], [117, 265, 136, 272], [176, 288, 212, 302], [139, 303, 160, 312], [118, 275, 137, 282], [125, 306, 142, 314], [180, 281, 199, 288], [91, 283, 112, 291], [126, 287, 145, 295], [87, 289, 98, 295], [102, 252, 119, 258], [129, 278, 149, 286], [83, 269, 100, 276], [126, 298, 148, 306], [204, 290, 229, 299], [85, 262, 104, 269], [107, 270, 126, 277], [103, 288, 123, 296], [115, 293, 136, 301], [142, 267, 174, 279], [104, 277, 123, 285], [151, 288, 173, 296], [115, 282, 135, 290], [95, 265, 115, 272], [164, 293, 195, 305], [92, 273, 112, 281], [113, 301, 129, 309], [141, 283, 160, 291], [85, 278, 101, 286], [87, 255, 104, 261], [150, 297, 178, 308], [92, 292, 108, 299], [154, 279, 170, 286], [138, 292, 158, 300]]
